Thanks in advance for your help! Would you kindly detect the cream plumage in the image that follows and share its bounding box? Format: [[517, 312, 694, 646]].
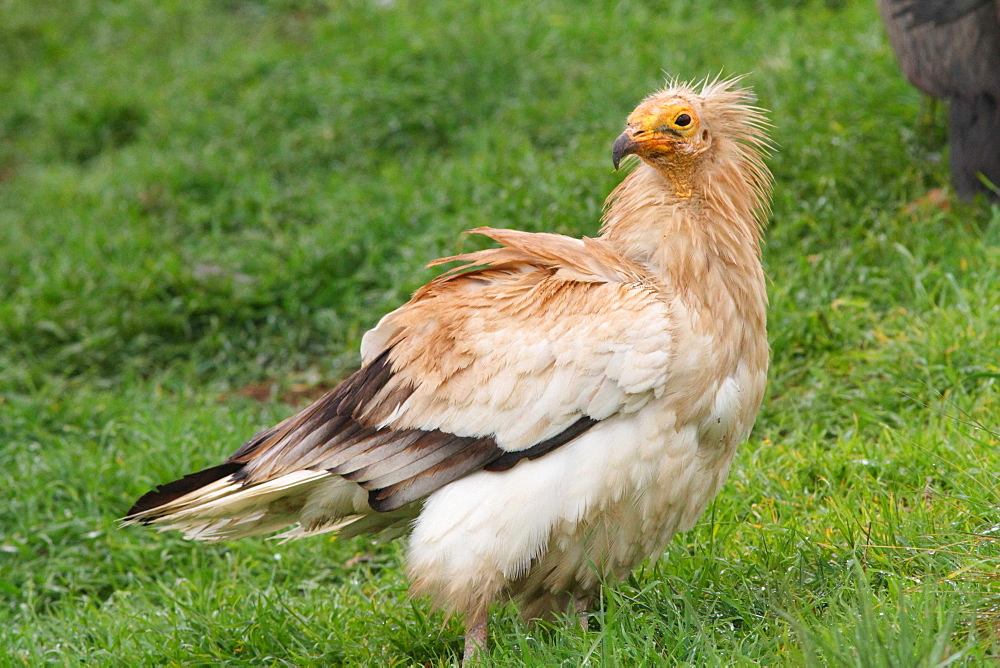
[[124, 76, 773, 664]]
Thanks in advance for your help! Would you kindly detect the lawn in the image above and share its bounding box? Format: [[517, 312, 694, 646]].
[[3, 0, 1000, 664]]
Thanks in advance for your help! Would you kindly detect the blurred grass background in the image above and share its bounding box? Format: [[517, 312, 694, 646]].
[[2, 0, 1000, 664]]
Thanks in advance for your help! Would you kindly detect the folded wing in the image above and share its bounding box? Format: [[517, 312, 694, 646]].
[[125, 228, 675, 536]]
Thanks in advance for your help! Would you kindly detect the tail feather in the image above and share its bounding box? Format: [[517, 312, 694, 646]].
[[272, 505, 418, 543], [122, 464, 407, 543], [126, 463, 241, 520]]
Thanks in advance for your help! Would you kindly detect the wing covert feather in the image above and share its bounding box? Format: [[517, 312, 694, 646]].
[[371, 273, 675, 451]]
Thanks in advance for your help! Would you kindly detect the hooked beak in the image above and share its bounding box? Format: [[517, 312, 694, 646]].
[[611, 130, 640, 171]]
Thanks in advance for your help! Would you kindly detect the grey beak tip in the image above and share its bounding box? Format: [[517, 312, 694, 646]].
[[611, 131, 635, 171]]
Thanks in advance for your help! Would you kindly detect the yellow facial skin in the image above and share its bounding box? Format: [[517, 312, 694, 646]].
[[628, 101, 698, 144], [611, 98, 711, 197]]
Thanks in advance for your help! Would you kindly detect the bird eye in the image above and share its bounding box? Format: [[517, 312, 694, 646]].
[[674, 113, 692, 128]]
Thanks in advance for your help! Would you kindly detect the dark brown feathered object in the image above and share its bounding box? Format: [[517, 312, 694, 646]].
[[879, 0, 1000, 202]]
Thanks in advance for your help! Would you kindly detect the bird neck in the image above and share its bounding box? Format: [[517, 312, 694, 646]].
[[599, 161, 767, 319]]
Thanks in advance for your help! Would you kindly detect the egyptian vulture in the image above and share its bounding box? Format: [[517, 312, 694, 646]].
[[125, 76, 773, 664]]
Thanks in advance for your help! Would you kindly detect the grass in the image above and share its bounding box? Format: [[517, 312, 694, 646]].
[[2, 0, 1000, 664]]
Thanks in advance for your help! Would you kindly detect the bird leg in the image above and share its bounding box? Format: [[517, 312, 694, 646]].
[[462, 609, 488, 666], [573, 595, 591, 632]]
